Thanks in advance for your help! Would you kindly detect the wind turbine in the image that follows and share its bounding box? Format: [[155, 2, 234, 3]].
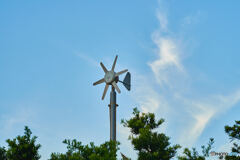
[[93, 55, 131, 141]]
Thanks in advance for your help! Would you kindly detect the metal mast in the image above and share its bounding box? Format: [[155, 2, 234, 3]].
[[109, 86, 117, 141]]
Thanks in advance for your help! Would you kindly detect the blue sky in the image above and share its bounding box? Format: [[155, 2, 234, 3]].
[[1, 0, 240, 159]]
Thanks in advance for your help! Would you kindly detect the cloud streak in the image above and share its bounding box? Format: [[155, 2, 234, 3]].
[[149, 36, 185, 87], [0, 106, 37, 137], [130, 3, 240, 149], [117, 2, 240, 158], [76, 52, 99, 67]]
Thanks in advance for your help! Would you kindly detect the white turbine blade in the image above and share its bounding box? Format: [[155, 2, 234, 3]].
[[111, 55, 118, 71], [93, 78, 105, 86], [112, 81, 121, 93], [102, 84, 109, 100], [115, 69, 128, 76], [100, 62, 108, 73]]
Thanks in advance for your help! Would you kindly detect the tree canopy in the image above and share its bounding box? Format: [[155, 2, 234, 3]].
[[0, 109, 239, 160], [0, 146, 7, 160], [178, 138, 214, 160], [121, 107, 180, 160], [49, 139, 119, 160], [4, 126, 41, 160], [225, 120, 240, 160]]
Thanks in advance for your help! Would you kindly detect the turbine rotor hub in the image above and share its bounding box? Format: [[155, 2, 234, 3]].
[[104, 71, 115, 84]]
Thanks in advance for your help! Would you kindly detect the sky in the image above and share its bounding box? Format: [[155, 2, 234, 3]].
[[1, 0, 240, 159]]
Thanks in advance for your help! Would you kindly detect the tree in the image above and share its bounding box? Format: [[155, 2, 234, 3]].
[[0, 146, 7, 160], [178, 138, 214, 160], [6, 126, 41, 160], [225, 120, 240, 160], [49, 139, 119, 160], [121, 107, 181, 160]]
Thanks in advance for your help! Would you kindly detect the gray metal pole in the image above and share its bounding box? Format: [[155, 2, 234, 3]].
[[109, 86, 117, 141]]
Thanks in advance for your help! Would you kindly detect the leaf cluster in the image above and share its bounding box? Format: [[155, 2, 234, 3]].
[[121, 108, 164, 135], [178, 138, 214, 160], [50, 139, 119, 160], [0, 146, 7, 160], [1, 126, 41, 160], [225, 120, 240, 160], [121, 107, 180, 160]]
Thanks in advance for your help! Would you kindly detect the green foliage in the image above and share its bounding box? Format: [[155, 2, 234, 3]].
[[178, 148, 204, 160], [225, 120, 240, 160], [121, 107, 180, 160], [225, 156, 240, 160], [49, 139, 119, 160], [122, 108, 164, 135], [178, 138, 214, 160], [0, 146, 7, 160], [201, 138, 214, 157], [5, 126, 41, 160], [225, 121, 240, 141]]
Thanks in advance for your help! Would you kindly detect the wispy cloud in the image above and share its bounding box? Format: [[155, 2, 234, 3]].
[[75, 52, 99, 67], [128, 1, 240, 149], [178, 90, 240, 146], [0, 106, 37, 135], [116, 2, 240, 158], [181, 11, 204, 27], [157, 11, 168, 32], [145, 4, 211, 147], [133, 72, 170, 116], [149, 36, 185, 87]]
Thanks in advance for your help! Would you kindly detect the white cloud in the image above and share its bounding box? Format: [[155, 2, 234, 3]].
[[149, 36, 185, 87], [117, 2, 240, 159], [75, 52, 99, 67], [148, 9, 187, 89], [157, 11, 168, 32], [131, 70, 171, 116], [172, 89, 240, 147], [0, 106, 37, 135], [181, 11, 204, 27], [146, 4, 214, 148], [177, 100, 217, 146], [131, 2, 240, 150]]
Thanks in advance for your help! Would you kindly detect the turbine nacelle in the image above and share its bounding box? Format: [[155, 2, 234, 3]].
[[104, 70, 116, 84], [93, 55, 128, 100]]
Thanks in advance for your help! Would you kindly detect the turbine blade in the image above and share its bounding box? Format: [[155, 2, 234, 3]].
[[115, 69, 128, 76], [93, 78, 105, 86], [121, 153, 130, 160], [112, 81, 121, 93], [102, 84, 109, 100], [111, 55, 118, 71], [100, 62, 108, 73]]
